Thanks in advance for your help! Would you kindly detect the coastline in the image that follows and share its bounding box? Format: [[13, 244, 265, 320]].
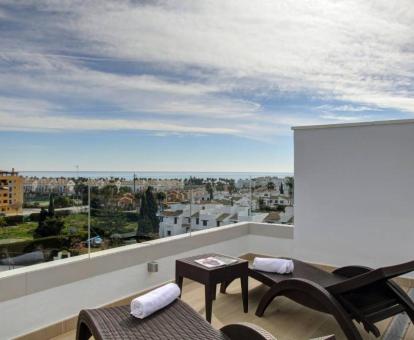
[[20, 171, 293, 180]]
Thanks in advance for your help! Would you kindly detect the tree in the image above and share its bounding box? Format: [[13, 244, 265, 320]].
[[54, 195, 72, 208], [0, 216, 7, 227], [74, 182, 88, 205], [146, 187, 159, 232], [285, 177, 294, 199], [258, 198, 265, 210], [34, 216, 64, 238], [216, 181, 225, 192], [33, 197, 65, 238], [38, 207, 48, 226], [138, 217, 153, 234], [267, 181, 275, 191], [228, 180, 236, 195], [137, 187, 159, 234], [156, 192, 166, 210], [279, 182, 284, 195], [205, 182, 214, 200], [48, 193, 55, 217], [119, 186, 132, 194], [100, 184, 118, 209], [93, 211, 128, 238]]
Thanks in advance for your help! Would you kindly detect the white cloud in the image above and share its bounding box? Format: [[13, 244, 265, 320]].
[[316, 104, 380, 112], [319, 113, 372, 122], [0, 110, 240, 135], [0, 0, 413, 138]]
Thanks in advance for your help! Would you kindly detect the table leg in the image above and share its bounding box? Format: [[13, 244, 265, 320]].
[[212, 283, 217, 300], [205, 283, 213, 323], [176, 275, 183, 297], [220, 280, 230, 294], [241, 276, 248, 313]]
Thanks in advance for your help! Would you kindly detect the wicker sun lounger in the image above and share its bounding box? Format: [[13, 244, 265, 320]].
[[77, 298, 275, 340], [244, 258, 414, 340]]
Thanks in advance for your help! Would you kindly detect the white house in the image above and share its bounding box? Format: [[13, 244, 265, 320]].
[[159, 202, 267, 237]]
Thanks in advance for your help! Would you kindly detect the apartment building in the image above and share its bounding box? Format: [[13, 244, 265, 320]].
[[0, 169, 24, 216], [24, 178, 76, 194]]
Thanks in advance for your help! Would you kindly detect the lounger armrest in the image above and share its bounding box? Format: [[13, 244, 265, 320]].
[[332, 265, 372, 278], [220, 322, 276, 340]]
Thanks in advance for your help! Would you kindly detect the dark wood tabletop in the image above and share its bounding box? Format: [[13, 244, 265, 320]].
[[176, 253, 248, 322]]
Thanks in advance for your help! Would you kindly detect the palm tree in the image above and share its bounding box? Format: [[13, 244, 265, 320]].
[[285, 177, 294, 202]]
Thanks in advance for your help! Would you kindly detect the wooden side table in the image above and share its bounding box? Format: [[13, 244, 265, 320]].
[[175, 253, 248, 323]]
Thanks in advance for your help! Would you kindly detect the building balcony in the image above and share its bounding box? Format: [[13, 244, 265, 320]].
[[1, 120, 414, 340], [0, 221, 412, 340]]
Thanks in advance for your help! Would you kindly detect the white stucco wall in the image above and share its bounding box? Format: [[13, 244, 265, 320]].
[[293, 120, 414, 272], [0, 222, 293, 339]]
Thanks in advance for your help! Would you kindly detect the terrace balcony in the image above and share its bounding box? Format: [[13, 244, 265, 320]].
[[1, 119, 414, 340]]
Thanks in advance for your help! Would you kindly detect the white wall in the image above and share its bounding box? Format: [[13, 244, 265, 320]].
[[294, 120, 414, 273], [0, 222, 293, 339], [0, 236, 247, 339]]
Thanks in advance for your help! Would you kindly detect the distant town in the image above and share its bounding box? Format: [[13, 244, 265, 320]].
[[0, 168, 293, 269]]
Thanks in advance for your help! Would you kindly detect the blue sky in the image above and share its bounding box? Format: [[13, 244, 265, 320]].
[[1, 1, 413, 172]]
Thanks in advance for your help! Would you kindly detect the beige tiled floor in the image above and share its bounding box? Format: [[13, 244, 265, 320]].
[[53, 278, 413, 340]]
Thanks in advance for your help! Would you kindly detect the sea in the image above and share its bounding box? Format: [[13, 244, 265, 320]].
[[20, 171, 292, 180]]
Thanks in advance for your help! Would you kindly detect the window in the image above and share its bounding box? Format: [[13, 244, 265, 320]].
[[202, 220, 208, 227], [174, 217, 178, 224], [196, 218, 199, 225]]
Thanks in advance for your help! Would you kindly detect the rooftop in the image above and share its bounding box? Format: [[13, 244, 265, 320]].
[[2, 120, 414, 340], [291, 118, 414, 130], [161, 209, 184, 217]]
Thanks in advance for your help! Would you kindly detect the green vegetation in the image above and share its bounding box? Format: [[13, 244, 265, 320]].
[[138, 187, 159, 234], [0, 216, 7, 227], [33, 195, 65, 238], [0, 221, 37, 240], [285, 176, 294, 198], [205, 182, 214, 200]]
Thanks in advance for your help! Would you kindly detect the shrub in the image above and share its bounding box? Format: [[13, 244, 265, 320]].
[[34, 217, 64, 238], [54, 196, 72, 209], [4, 215, 24, 226], [55, 209, 71, 217], [29, 212, 40, 221], [0, 216, 7, 227], [124, 211, 139, 222]]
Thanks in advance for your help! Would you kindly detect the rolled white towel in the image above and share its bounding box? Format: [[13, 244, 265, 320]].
[[130, 283, 181, 319], [252, 257, 294, 274]]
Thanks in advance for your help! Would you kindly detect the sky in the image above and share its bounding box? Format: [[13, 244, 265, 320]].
[[1, 0, 413, 172]]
